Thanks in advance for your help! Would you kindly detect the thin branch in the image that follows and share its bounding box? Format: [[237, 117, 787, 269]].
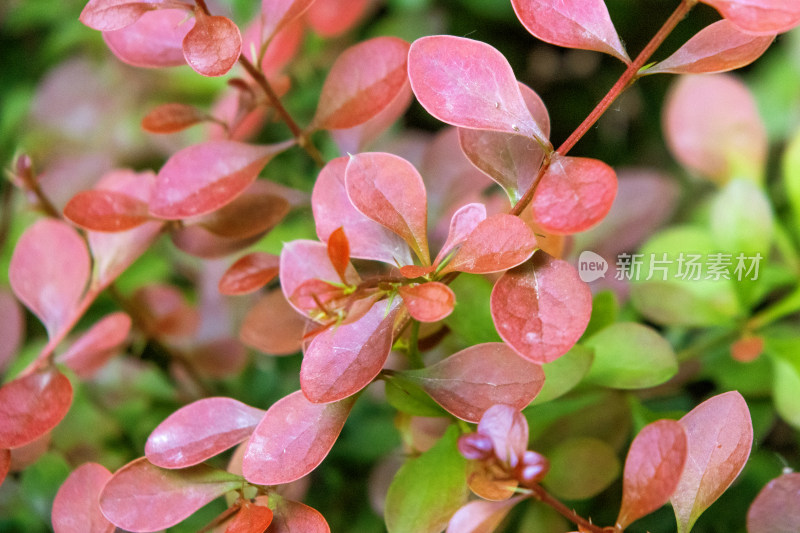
[[529, 484, 608, 533]]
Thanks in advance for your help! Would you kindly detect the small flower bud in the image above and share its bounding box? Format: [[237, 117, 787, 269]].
[[458, 432, 494, 461], [516, 450, 550, 484]]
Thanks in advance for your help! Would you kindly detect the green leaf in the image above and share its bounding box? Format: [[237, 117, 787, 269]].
[[385, 425, 468, 533], [445, 274, 502, 345], [530, 344, 594, 405], [384, 373, 449, 418], [770, 355, 800, 429], [710, 178, 773, 257], [542, 437, 620, 500], [784, 126, 800, 232], [582, 290, 618, 339], [584, 323, 677, 389]]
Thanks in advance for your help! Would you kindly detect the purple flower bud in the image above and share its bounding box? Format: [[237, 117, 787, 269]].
[[458, 432, 494, 460], [517, 450, 549, 484]]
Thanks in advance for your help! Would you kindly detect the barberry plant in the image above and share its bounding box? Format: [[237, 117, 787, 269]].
[[1, 0, 800, 532]]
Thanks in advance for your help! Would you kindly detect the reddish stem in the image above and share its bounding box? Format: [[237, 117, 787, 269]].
[[529, 484, 607, 533]]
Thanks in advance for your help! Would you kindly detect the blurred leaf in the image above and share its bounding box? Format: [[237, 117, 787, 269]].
[[582, 290, 618, 339], [710, 178, 774, 256], [543, 437, 620, 500], [530, 344, 594, 405], [770, 355, 800, 429], [784, 125, 800, 232], [446, 274, 503, 346]]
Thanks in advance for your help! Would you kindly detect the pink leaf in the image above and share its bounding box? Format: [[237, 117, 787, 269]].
[[132, 284, 199, 338], [260, 0, 314, 43], [0, 368, 73, 449], [458, 82, 550, 202], [80, 0, 165, 32], [327, 227, 351, 283], [617, 419, 688, 529], [0, 449, 9, 486], [345, 152, 430, 265], [240, 289, 307, 355], [490, 252, 592, 364], [64, 190, 151, 232], [194, 191, 290, 240], [434, 202, 487, 265], [305, 0, 370, 37], [0, 290, 24, 373], [99, 458, 241, 532], [648, 20, 774, 75], [183, 11, 242, 77], [446, 495, 526, 533], [511, 0, 629, 62], [270, 497, 331, 533], [701, 0, 800, 34], [406, 343, 545, 422], [146, 397, 265, 469], [10, 219, 90, 337], [670, 391, 753, 533], [150, 140, 292, 219], [225, 500, 273, 533], [747, 472, 800, 533], [439, 214, 537, 275], [398, 282, 455, 323], [313, 157, 413, 266], [242, 390, 355, 485], [141, 102, 207, 133], [219, 252, 280, 295], [532, 155, 617, 234], [57, 312, 131, 378], [311, 37, 410, 130], [477, 404, 529, 466], [408, 35, 548, 144], [103, 9, 194, 68], [300, 299, 400, 403], [52, 463, 114, 533]]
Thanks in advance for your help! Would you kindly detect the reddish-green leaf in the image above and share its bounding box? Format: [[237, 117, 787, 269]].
[[747, 472, 800, 533], [532, 155, 617, 235], [150, 140, 292, 219], [617, 420, 688, 529], [240, 289, 306, 355], [146, 397, 265, 469], [300, 299, 400, 403], [311, 37, 410, 130], [0, 368, 73, 449], [511, 0, 629, 62], [219, 252, 280, 295], [64, 189, 151, 232], [477, 404, 528, 466], [345, 152, 430, 265], [491, 252, 592, 364], [260, 0, 314, 43], [405, 343, 545, 422], [99, 458, 241, 532], [225, 500, 273, 533], [57, 312, 131, 378], [671, 391, 753, 533], [446, 495, 526, 533], [242, 391, 355, 485], [195, 191, 290, 239], [80, 0, 162, 31], [701, 0, 800, 34], [52, 463, 114, 533], [408, 36, 548, 144], [183, 11, 242, 77], [327, 227, 351, 282], [10, 219, 90, 337], [398, 282, 455, 323], [269, 496, 331, 533], [103, 9, 193, 68], [648, 20, 774, 75], [141, 102, 207, 133]]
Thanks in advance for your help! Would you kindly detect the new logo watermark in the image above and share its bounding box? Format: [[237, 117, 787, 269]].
[[578, 251, 608, 282], [578, 251, 762, 283]]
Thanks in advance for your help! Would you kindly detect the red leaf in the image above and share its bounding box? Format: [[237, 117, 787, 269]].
[[99, 458, 242, 532], [439, 214, 538, 275], [0, 368, 73, 449], [408, 36, 548, 144], [52, 463, 114, 533], [64, 190, 151, 232], [191, 338, 248, 379], [300, 299, 400, 403], [406, 343, 545, 422], [269, 497, 331, 533], [260, 0, 314, 43], [313, 157, 413, 266], [511, 0, 629, 62], [399, 282, 455, 323], [80, 0, 163, 32], [306, 0, 370, 37], [345, 152, 430, 265], [701, 0, 800, 34], [103, 9, 194, 68], [532, 155, 617, 234], [57, 312, 131, 378], [648, 20, 774, 75], [0, 290, 24, 373], [0, 449, 9, 486], [327, 227, 351, 282], [433, 203, 487, 266], [458, 82, 550, 202], [146, 397, 265, 469], [242, 390, 355, 485], [477, 404, 529, 467], [225, 500, 273, 533], [670, 391, 753, 533], [240, 289, 307, 355], [195, 191, 290, 239], [311, 37, 410, 130], [219, 252, 280, 295], [132, 284, 199, 338], [490, 252, 592, 364], [141, 102, 207, 133], [183, 11, 242, 77], [446, 495, 526, 533], [617, 419, 688, 529], [10, 219, 90, 337], [149, 140, 292, 219], [747, 472, 800, 533]]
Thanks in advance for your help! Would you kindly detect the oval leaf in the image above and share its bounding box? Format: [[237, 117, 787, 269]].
[[240, 289, 307, 355], [52, 463, 114, 533], [670, 391, 753, 533], [408, 35, 548, 143], [80, 0, 161, 31], [183, 12, 242, 77], [0, 290, 24, 373], [617, 420, 688, 529], [242, 391, 355, 485], [543, 437, 620, 500], [532, 155, 617, 235], [150, 140, 292, 219], [701, 0, 800, 34], [747, 472, 800, 533], [511, 0, 629, 62], [99, 458, 241, 532], [260, 0, 315, 42], [57, 312, 131, 378], [219, 252, 280, 295], [434, 202, 487, 266], [103, 9, 194, 68], [490, 252, 592, 364], [0, 368, 73, 449], [398, 282, 455, 323], [146, 397, 266, 469], [405, 343, 545, 422], [446, 495, 526, 533], [305, 0, 370, 37], [64, 189, 151, 232], [312, 37, 410, 130], [225, 500, 273, 533], [270, 497, 331, 533], [141, 102, 207, 133]]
